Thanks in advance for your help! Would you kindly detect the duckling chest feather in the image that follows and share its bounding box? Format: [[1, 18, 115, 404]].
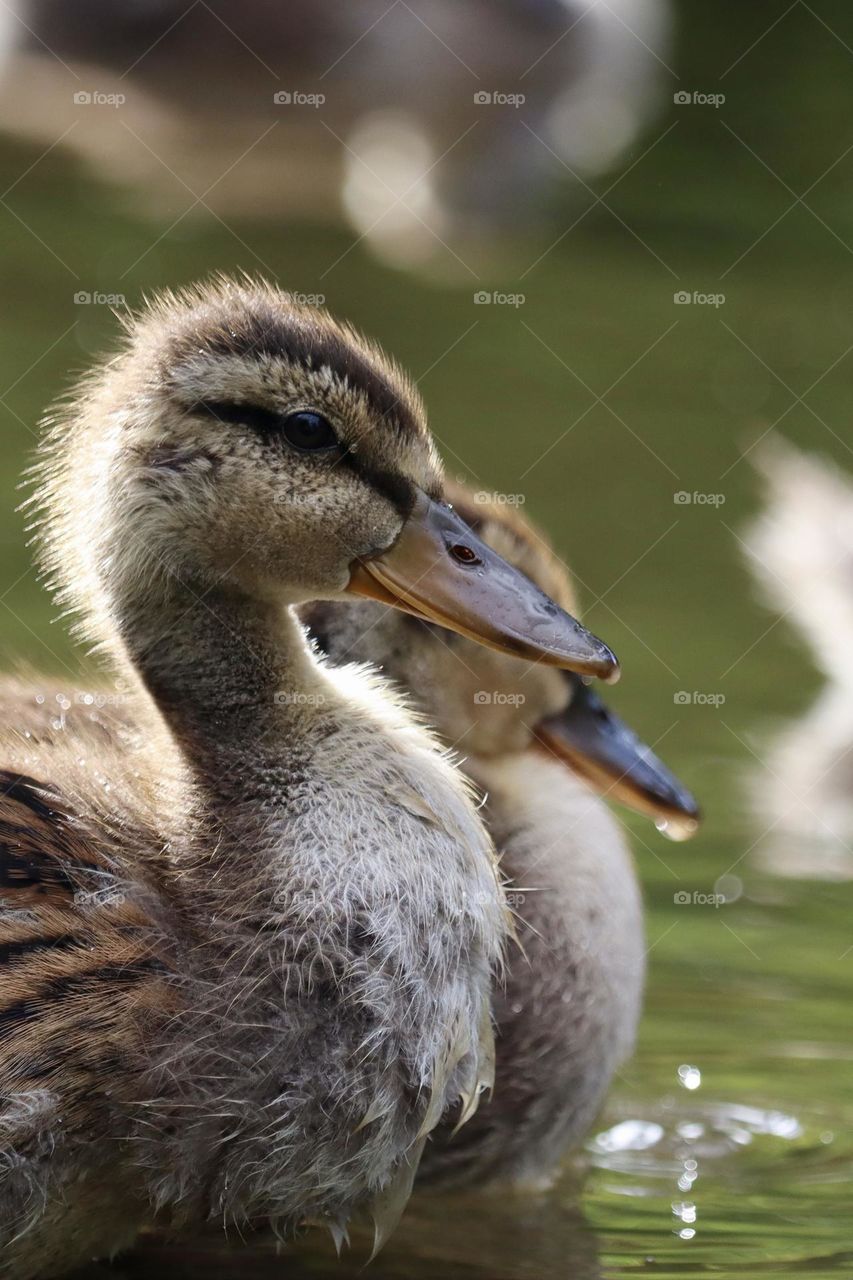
[[138, 703, 504, 1231]]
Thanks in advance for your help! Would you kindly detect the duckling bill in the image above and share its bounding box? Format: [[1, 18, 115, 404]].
[[349, 491, 619, 680], [535, 674, 700, 838]]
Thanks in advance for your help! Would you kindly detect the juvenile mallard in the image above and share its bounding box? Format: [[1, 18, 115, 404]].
[[0, 279, 618, 1277], [302, 482, 699, 1188]]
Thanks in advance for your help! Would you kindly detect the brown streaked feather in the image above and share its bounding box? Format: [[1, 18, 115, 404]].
[[0, 680, 181, 1125], [0, 772, 177, 1123], [0, 771, 114, 906]]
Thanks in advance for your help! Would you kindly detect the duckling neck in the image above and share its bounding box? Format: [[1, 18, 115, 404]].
[[113, 579, 327, 801]]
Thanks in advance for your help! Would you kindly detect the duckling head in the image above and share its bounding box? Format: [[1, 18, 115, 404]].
[[34, 277, 618, 681], [303, 481, 700, 835]]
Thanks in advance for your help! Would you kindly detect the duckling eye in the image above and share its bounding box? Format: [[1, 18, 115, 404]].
[[281, 410, 338, 453]]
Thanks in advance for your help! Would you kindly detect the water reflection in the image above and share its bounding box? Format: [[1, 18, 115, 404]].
[[81, 1187, 603, 1280], [591, 1100, 804, 1175], [84, 1083, 847, 1280], [742, 438, 853, 879]]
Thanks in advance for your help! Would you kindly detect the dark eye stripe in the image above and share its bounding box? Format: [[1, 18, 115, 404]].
[[193, 401, 343, 455], [189, 400, 414, 513], [193, 400, 282, 436]]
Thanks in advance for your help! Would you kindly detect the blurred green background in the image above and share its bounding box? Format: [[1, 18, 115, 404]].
[[1, 2, 853, 1277]]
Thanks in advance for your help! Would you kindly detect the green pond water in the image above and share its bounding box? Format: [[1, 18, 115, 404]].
[[2, 6, 853, 1275]]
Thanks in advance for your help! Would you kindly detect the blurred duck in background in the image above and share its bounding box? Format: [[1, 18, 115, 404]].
[[303, 482, 700, 1190], [0, 0, 670, 271], [742, 438, 853, 880]]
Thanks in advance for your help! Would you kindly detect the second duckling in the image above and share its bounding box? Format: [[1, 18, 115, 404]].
[[303, 483, 700, 1189]]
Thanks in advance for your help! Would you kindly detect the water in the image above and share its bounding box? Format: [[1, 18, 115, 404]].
[[2, 6, 853, 1274]]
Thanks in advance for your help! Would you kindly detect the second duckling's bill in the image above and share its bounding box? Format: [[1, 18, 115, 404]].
[[536, 674, 701, 840]]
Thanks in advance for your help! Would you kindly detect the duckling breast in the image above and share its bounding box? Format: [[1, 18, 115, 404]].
[[137, 662, 507, 1237]]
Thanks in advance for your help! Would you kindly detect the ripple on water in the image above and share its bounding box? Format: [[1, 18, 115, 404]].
[[589, 1098, 805, 1179], [581, 1080, 853, 1278]]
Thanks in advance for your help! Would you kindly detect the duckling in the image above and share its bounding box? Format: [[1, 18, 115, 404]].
[[302, 482, 700, 1189], [0, 278, 620, 1277], [742, 437, 853, 878]]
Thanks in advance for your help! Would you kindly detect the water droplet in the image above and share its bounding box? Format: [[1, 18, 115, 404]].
[[677, 1064, 701, 1090], [656, 815, 699, 842], [672, 1201, 697, 1224]]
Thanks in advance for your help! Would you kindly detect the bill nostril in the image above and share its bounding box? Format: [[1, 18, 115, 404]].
[[449, 543, 482, 566]]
